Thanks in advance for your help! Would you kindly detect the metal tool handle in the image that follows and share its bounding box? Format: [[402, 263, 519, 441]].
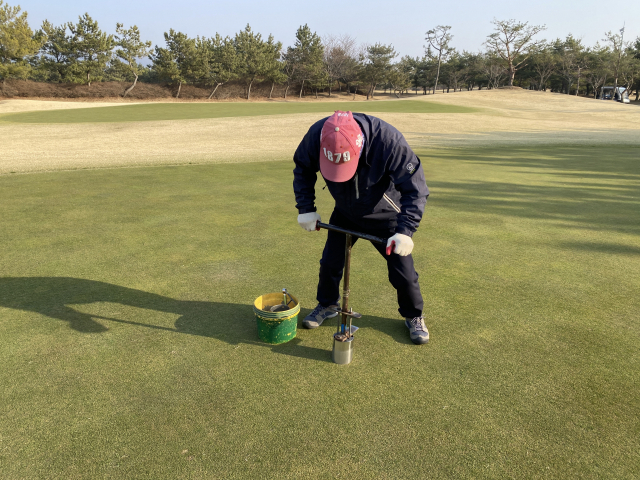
[[316, 221, 392, 255], [282, 288, 293, 306]]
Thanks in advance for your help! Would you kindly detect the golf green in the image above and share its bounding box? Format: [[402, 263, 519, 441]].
[[0, 99, 475, 124], [0, 145, 638, 478]]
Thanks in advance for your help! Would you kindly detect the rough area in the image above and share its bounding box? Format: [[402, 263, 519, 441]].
[[1, 89, 638, 175]]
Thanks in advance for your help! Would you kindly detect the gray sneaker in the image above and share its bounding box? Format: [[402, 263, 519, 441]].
[[405, 316, 429, 344], [303, 303, 339, 329]]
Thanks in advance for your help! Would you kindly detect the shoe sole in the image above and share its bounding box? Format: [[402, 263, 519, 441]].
[[410, 336, 429, 345], [303, 311, 339, 329]]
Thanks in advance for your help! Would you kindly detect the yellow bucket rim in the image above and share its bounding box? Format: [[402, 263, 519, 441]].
[[253, 292, 300, 319]]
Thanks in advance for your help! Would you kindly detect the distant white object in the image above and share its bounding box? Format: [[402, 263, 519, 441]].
[[600, 86, 631, 104]]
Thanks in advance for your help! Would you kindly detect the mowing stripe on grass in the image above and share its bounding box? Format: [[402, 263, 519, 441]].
[[0, 100, 475, 124]]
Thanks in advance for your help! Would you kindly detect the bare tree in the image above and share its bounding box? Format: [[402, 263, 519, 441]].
[[555, 36, 585, 94], [632, 38, 640, 100], [281, 52, 296, 98], [585, 44, 612, 98], [323, 34, 357, 96], [340, 42, 365, 97], [531, 46, 556, 91], [604, 26, 626, 99], [425, 25, 452, 93], [574, 51, 589, 96], [620, 50, 640, 99], [485, 19, 546, 86], [479, 53, 506, 89]]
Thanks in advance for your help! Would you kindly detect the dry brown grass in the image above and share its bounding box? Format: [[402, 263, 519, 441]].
[[1, 89, 638, 175], [0, 98, 140, 113]]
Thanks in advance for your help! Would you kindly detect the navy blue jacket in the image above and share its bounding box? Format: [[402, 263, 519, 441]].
[[293, 113, 429, 237]]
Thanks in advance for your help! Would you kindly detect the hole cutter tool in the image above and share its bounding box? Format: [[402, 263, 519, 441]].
[[315, 221, 394, 364]]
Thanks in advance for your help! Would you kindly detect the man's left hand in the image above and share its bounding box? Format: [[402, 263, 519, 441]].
[[387, 233, 414, 256]]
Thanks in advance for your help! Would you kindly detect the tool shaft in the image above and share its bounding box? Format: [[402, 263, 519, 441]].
[[316, 221, 392, 340], [341, 234, 352, 335], [316, 222, 386, 245]]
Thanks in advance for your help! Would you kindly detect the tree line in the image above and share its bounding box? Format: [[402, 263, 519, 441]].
[[1, 0, 639, 100]]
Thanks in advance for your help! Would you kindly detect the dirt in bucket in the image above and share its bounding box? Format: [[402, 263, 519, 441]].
[[264, 304, 290, 312]]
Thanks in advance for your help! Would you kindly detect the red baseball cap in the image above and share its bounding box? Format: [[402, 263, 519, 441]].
[[319, 111, 364, 182]]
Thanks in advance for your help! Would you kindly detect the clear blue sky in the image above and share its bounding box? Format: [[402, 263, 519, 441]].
[[16, 0, 637, 57]]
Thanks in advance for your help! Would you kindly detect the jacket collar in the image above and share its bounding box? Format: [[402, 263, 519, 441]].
[[352, 113, 372, 167]]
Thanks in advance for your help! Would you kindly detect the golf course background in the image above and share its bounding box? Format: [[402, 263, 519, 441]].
[[1, 93, 639, 478], [0, 99, 475, 124]]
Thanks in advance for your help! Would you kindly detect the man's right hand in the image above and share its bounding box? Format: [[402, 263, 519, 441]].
[[298, 212, 321, 232]]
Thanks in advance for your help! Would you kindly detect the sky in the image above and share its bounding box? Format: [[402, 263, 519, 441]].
[[16, 0, 637, 58]]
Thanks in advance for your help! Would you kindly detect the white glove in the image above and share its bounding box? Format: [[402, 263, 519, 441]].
[[387, 233, 414, 256], [298, 212, 321, 232]]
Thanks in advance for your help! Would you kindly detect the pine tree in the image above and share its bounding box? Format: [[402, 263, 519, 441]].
[[262, 38, 285, 99], [0, 0, 41, 92], [286, 25, 324, 98], [149, 45, 180, 90], [234, 25, 281, 100], [115, 23, 151, 97], [425, 26, 453, 94], [37, 20, 73, 82], [194, 34, 238, 100], [67, 13, 114, 86], [360, 43, 396, 99], [150, 29, 196, 98]]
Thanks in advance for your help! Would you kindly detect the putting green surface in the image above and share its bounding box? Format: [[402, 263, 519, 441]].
[[0, 99, 475, 124], [1, 145, 639, 478]]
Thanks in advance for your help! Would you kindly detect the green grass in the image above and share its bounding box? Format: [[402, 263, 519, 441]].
[[0, 99, 475, 124], [1, 145, 639, 478]]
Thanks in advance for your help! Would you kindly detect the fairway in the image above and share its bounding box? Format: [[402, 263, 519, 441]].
[[1, 143, 639, 478], [2, 90, 638, 176], [0, 99, 474, 124]]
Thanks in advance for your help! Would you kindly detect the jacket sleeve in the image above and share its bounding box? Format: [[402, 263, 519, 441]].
[[386, 140, 429, 237], [293, 120, 323, 214]]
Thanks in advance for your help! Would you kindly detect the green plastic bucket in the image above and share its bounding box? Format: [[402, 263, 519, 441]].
[[253, 292, 300, 344]]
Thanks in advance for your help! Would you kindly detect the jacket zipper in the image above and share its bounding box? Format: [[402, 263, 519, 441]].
[[354, 173, 359, 200]]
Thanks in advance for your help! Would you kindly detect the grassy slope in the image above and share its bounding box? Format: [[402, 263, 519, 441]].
[[0, 100, 474, 124], [1, 146, 639, 478]]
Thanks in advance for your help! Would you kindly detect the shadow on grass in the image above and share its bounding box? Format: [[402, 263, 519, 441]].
[[556, 241, 640, 256], [426, 147, 640, 236], [448, 145, 640, 177], [0, 277, 411, 363]]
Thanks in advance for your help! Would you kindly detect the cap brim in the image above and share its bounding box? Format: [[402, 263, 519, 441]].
[[320, 153, 359, 182]]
